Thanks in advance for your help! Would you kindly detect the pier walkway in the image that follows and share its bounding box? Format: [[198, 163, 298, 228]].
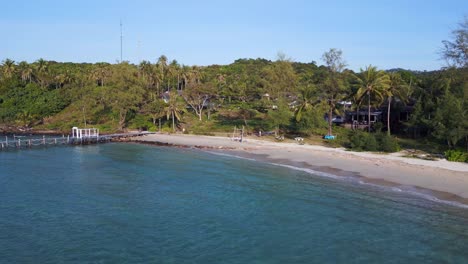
[[0, 131, 153, 151]]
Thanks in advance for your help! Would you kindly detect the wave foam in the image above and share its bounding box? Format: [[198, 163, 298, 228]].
[[206, 151, 257, 161], [208, 150, 468, 209]]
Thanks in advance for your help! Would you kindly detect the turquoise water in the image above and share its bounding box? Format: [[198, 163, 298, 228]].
[[1, 143, 467, 263]]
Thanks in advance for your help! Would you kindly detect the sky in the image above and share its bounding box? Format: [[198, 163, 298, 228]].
[[1, 0, 467, 71]]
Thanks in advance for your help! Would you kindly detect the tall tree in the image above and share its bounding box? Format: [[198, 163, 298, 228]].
[[182, 82, 215, 121], [18, 61, 33, 83], [168, 59, 180, 90], [157, 55, 168, 91], [268, 99, 292, 135], [143, 99, 165, 127], [356, 65, 390, 132], [321, 48, 347, 136], [432, 89, 467, 148], [383, 72, 411, 135], [294, 85, 317, 122], [262, 54, 297, 99], [34, 58, 50, 89], [106, 63, 145, 131], [442, 16, 468, 68], [164, 91, 186, 132], [91, 63, 110, 86], [1, 59, 16, 79]]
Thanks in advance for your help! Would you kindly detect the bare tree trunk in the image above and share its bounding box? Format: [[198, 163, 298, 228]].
[[172, 111, 175, 132], [356, 103, 360, 130], [328, 107, 333, 136], [119, 110, 126, 131], [387, 97, 392, 136], [82, 106, 87, 127], [368, 91, 371, 132]]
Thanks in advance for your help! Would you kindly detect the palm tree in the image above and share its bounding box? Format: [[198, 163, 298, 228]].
[[157, 55, 168, 91], [91, 63, 110, 86], [180, 65, 191, 91], [34, 58, 49, 88], [384, 72, 411, 135], [54, 74, 66, 89], [168, 59, 180, 90], [356, 65, 390, 132], [189, 66, 202, 84], [139, 60, 159, 100], [138, 60, 152, 81], [295, 85, 317, 122], [1, 59, 16, 79], [18, 61, 33, 83], [164, 91, 186, 132], [350, 93, 363, 129]]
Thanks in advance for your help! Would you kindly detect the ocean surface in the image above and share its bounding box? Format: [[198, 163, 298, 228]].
[[1, 143, 467, 263]]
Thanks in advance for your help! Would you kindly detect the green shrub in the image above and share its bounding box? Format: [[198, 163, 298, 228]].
[[378, 134, 400, 153], [349, 131, 401, 153], [349, 130, 376, 151], [444, 150, 468, 162], [349, 130, 365, 150], [128, 114, 152, 131], [363, 133, 378, 151]]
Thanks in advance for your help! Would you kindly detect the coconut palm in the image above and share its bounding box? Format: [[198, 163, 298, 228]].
[[34, 58, 50, 88], [1, 59, 16, 79], [138, 60, 152, 81], [188, 66, 202, 84], [180, 65, 191, 91], [295, 85, 317, 122], [157, 55, 168, 90], [54, 74, 66, 89], [138, 60, 159, 100], [356, 65, 390, 132], [168, 59, 180, 90], [384, 72, 411, 135], [164, 91, 187, 132], [91, 63, 110, 86], [18, 61, 33, 83]]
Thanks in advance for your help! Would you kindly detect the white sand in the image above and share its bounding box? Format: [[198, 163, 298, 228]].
[[130, 134, 468, 199]]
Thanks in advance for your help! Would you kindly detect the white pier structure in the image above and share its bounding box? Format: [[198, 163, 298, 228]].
[[0, 127, 155, 151], [72, 127, 99, 139]]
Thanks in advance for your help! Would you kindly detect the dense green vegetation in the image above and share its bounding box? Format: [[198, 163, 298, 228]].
[[1, 18, 467, 159]]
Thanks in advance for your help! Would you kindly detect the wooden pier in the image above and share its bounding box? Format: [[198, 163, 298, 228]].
[[0, 131, 153, 151]]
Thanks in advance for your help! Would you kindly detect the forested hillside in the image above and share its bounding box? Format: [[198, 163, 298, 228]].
[[1, 19, 467, 158]]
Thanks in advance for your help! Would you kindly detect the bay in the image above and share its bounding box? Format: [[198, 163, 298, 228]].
[[1, 143, 467, 263]]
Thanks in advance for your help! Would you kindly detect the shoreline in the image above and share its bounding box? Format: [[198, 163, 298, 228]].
[[129, 134, 468, 206]]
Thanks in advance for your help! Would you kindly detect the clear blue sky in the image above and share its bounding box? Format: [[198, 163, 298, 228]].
[[1, 0, 466, 71]]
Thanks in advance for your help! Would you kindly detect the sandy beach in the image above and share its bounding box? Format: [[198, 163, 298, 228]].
[[130, 133, 468, 202]]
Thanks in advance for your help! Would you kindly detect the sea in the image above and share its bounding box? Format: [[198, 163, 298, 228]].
[[0, 143, 467, 263]]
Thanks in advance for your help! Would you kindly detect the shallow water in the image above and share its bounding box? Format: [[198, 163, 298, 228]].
[[1, 143, 467, 263]]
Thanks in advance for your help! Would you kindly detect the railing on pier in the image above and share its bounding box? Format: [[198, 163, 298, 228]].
[[0, 131, 153, 151]]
